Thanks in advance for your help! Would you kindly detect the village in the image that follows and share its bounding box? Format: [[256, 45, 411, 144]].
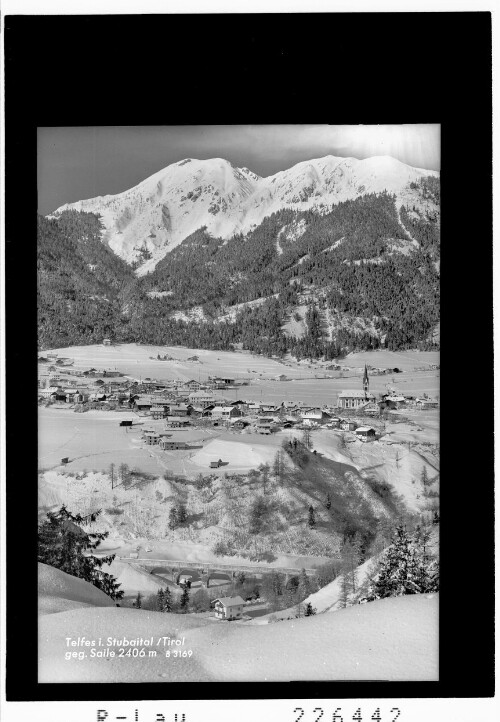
[[37, 343, 440, 625], [38, 349, 439, 453]]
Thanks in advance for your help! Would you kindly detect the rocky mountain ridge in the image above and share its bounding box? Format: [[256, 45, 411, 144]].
[[52, 155, 439, 274]]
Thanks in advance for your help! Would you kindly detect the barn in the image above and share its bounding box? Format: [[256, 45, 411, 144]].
[[355, 426, 377, 441]]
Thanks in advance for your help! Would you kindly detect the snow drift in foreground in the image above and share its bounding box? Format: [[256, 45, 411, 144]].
[[38, 562, 116, 615], [38, 564, 438, 682]]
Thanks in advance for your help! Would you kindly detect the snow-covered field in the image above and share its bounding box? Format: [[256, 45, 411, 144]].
[[42, 343, 300, 382], [38, 406, 287, 475], [38, 564, 438, 682], [42, 343, 439, 396], [190, 438, 279, 471], [38, 408, 166, 474]]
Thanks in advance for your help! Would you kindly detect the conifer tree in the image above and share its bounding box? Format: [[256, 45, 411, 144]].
[[168, 506, 179, 530], [118, 463, 130, 485], [304, 602, 317, 616], [38, 505, 123, 600], [308, 505, 316, 528], [363, 524, 439, 602], [163, 586, 172, 612], [157, 586, 172, 612], [135, 591, 143, 609], [177, 503, 188, 525], [156, 587, 165, 612], [339, 567, 351, 609], [180, 586, 190, 612]]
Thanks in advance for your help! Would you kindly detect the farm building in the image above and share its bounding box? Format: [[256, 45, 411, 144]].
[[160, 440, 190, 450], [383, 395, 407, 410], [213, 596, 245, 620], [337, 390, 375, 409], [168, 404, 191, 416], [151, 405, 169, 419], [210, 459, 224, 468], [355, 426, 377, 441], [184, 379, 203, 391], [416, 398, 439, 409], [144, 432, 161, 445], [328, 417, 341, 428], [259, 403, 280, 414], [340, 419, 358, 431], [134, 396, 154, 411], [257, 418, 274, 434], [275, 374, 288, 381], [166, 417, 191, 428], [231, 418, 249, 430], [39, 386, 62, 398], [103, 339, 111, 346], [209, 376, 234, 387], [301, 408, 331, 423]]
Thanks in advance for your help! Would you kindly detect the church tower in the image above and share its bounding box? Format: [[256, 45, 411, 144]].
[[362, 364, 369, 395]]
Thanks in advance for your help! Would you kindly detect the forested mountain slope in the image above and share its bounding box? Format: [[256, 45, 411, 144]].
[[39, 175, 439, 357], [51, 154, 439, 274]]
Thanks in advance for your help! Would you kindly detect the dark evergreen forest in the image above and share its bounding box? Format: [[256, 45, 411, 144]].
[[37, 181, 440, 358]]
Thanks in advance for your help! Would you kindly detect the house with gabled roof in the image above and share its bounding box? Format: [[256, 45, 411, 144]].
[[188, 391, 217, 408], [211, 406, 242, 420], [355, 426, 377, 441], [301, 408, 331, 423], [213, 596, 245, 620]]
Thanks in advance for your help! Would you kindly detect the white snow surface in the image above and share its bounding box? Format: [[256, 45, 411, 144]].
[[39, 561, 439, 682], [38, 562, 116, 615], [52, 155, 439, 273]]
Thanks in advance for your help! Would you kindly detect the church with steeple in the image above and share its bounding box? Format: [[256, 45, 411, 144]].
[[336, 363, 375, 409], [363, 364, 369, 395]]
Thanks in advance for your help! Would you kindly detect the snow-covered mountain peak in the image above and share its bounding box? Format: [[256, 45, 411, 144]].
[[52, 153, 439, 274]]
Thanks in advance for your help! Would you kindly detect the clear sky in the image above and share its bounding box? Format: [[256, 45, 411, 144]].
[[38, 124, 440, 215]]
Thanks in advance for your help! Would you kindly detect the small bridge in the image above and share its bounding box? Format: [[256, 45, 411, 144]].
[[118, 556, 318, 587]]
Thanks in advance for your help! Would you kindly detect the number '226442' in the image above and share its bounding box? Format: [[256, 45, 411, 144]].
[[293, 708, 401, 722]]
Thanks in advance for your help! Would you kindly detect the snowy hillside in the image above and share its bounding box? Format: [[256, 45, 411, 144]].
[[52, 155, 439, 274], [38, 562, 116, 615], [38, 562, 438, 682]]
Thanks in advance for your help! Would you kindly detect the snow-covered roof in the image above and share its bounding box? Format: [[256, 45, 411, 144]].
[[356, 426, 376, 433], [338, 390, 374, 398], [213, 596, 245, 607]]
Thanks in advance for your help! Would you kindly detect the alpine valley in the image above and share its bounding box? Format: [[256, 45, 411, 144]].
[[38, 154, 440, 357]]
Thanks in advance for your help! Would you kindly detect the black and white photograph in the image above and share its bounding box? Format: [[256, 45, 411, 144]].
[[2, 8, 495, 719], [35, 123, 441, 683]]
